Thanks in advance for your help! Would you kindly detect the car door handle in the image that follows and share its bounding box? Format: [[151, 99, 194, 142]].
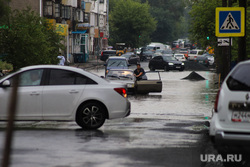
[[69, 90, 79, 94], [30, 92, 40, 96]]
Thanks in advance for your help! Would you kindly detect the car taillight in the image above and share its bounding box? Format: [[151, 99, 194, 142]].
[[101, 51, 103, 56], [214, 89, 221, 113], [114, 88, 127, 98]]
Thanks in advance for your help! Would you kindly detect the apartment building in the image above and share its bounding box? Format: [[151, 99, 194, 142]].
[[8, 0, 109, 63]]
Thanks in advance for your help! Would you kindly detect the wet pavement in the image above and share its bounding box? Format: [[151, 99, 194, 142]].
[[0, 62, 231, 167]]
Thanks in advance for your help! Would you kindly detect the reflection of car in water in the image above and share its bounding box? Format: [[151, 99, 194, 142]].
[[104, 57, 130, 76], [105, 69, 162, 94], [149, 55, 185, 71]]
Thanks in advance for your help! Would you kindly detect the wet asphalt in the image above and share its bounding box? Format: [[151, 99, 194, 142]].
[[0, 61, 248, 167]]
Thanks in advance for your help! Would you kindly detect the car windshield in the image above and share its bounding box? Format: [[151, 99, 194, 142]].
[[107, 59, 127, 67], [107, 70, 134, 80], [190, 51, 197, 54], [163, 56, 176, 61], [227, 64, 250, 91]]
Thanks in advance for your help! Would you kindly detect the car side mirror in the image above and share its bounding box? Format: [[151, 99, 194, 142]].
[[1, 80, 11, 87]]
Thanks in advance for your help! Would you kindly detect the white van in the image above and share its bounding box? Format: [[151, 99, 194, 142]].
[[188, 49, 204, 60]]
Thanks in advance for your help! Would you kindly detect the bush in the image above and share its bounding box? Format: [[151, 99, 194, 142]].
[[0, 61, 13, 71]]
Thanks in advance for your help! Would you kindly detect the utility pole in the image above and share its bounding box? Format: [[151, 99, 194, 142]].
[[238, 0, 247, 62]]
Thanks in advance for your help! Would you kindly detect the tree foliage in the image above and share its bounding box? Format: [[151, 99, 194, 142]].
[[109, 0, 156, 48], [141, 0, 187, 43], [0, 8, 64, 70], [188, 0, 222, 49]]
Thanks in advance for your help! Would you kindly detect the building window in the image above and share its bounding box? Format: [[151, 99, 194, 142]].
[[62, 5, 71, 20], [100, 0, 104, 3], [44, 0, 55, 17], [84, 13, 90, 23], [55, 3, 61, 18]]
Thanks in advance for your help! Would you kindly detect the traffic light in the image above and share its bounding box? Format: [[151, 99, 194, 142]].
[[207, 36, 210, 40]]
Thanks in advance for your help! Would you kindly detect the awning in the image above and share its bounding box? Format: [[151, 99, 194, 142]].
[[72, 30, 87, 34]]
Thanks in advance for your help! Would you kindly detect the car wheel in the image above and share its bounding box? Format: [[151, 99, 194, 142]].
[[76, 102, 106, 130], [149, 65, 155, 71]]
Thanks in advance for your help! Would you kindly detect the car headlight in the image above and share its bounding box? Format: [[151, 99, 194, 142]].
[[127, 83, 134, 88], [182, 63, 184, 65], [168, 63, 174, 65]]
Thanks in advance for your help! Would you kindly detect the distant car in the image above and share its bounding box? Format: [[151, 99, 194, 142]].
[[188, 49, 204, 60], [195, 54, 209, 67], [142, 50, 155, 60], [174, 54, 186, 61], [204, 53, 215, 66], [210, 60, 250, 145], [100, 50, 117, 61], [179, 48, 189, 59], [121, 52, 140, 65], [149, 55, 184, 71], [104, 56, 130, 76], [0, 65, 131, 130], [105, 69, 162, 94]]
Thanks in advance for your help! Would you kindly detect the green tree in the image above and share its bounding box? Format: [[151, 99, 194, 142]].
[[141, 0, 187, 43], [0, 8, 64, 70], [188, 0, 221, 49], [109, 0, 156, 48]]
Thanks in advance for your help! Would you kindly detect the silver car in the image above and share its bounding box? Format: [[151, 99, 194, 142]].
[[0, 65, 131, 129]]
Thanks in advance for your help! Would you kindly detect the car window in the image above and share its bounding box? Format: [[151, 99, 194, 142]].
[[49, 69, 97, 85], [190, 51, 197, 54], [15, 69, 44, 86], [107, 59, 127, 67], [227, 64, 250, 91]]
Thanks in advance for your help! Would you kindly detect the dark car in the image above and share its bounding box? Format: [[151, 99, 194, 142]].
[[142, 50, 155, 60], [195, 54, 209, 67], [100, 50, 117, 61], [121, 52, 140, 65], [148, 55, 184, 71]]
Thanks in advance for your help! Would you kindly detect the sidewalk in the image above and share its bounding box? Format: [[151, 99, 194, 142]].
[[70, 54, 105, 69]]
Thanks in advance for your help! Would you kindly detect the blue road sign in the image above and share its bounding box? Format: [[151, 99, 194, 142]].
[[216, 7, 245, 37]]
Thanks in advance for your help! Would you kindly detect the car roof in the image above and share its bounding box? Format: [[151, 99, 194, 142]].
[[107, 56, 127, 60]]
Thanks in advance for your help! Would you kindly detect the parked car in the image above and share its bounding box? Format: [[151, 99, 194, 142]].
[[0, 65, 131, 130], [149, 55, 184, 71], [174, 54, 186, 61], [121, 52, 140, 65], [210, 60, 250, 145], [188, 49, 204, 60], [100, 50, 117, 61], [104, 56, 130, 76], [195, 54, 209, 67], [105, 69, 162, 94]]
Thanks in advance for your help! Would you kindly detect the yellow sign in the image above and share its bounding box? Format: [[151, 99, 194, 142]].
[[216, 7, 245, 37], [56, 24, 68, 36]]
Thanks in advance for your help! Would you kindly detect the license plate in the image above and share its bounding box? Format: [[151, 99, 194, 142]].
[[147, 57, 151, 60], [199, 61, 203, 63], [175, 66, 181, 68], [231, 111, 250, 122]]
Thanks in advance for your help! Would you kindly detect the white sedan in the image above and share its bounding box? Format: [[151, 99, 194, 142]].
[[0, 65, 131, 129]]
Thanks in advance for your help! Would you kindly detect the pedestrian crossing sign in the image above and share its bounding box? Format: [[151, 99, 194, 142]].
[[216, 7, 245, 37]]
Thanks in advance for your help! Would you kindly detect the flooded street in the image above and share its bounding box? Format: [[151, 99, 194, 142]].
[[0, 63, 223, 167]]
